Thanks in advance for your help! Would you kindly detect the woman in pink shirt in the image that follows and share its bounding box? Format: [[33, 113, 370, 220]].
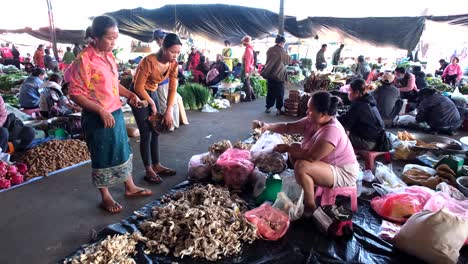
[[242, 36, 256, 101], [442, 57, 463, 85], [259, 91, 359, 212], [394, 67, 418, 101], [69, 16, 152, 214]]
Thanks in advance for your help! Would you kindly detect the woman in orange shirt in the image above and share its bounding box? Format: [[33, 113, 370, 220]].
[[33, 44, 45, 69], [132, 33, 182, 183], [68, 16, 152, 214]]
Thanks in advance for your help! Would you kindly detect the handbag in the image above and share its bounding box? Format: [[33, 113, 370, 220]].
[[147, 113, 166, 134]]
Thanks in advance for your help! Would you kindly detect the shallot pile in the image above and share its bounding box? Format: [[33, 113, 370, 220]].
[[139, 184, 258, 261]]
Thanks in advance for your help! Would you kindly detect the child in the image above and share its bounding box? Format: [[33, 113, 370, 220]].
[[59, 82, 81, 115]]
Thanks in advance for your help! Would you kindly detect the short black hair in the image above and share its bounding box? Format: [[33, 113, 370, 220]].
[[275, 35, 286, 44], [350, 78, 366, 95], [162, 33, 182, 50], [48, 73, 62, 83], [38, 44, 44, 48], [439, 59, 446, 63], [413, 65, 422, 73], [88, 15, 118, 40], [31, 67, 45, 77], [322, 44, 327, 48], [66, 47, 72, 51], [395, 67, 406, 74], [340, 44, 345, 48], [45, 49, 50, 55], [310, 91, 342, 116], [358, 55, 365, 63], [224, 40, 231, 45], [452, 57, 460, 63], [62, 82, 69, 95], [419, 87, 436, 98]]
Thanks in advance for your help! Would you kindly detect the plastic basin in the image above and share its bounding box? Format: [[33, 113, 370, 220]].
[[456, 176, 468, 197]]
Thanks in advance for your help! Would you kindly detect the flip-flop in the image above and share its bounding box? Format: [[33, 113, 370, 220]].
[[144, 175, 162, 184], [155, 168, 176, 177], [125, 188, 153, 198], [100, 202, 122, 214]]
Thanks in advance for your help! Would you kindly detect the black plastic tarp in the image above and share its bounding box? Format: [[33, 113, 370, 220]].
[[105, 4, 425, 50], [62, 181, 468, 264], [426, 14, 468, 26], [0, 27, 85, 44]]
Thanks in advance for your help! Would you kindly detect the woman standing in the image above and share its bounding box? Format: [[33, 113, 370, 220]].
[[222, 40, 233, 71], [442, 57, 463, 86], [132, 33, 181, 183], [68, 16, 152, 214], [241, 36, 256, 101], [33, 44, 45, 69]]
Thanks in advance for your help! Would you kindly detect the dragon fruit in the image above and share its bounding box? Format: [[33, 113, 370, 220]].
[[0, 178, 11, 189], [16, 163, 28, 175], [0, 162, 7, 178], [10, 173, 24, 185], [7, 165, 17, 175]]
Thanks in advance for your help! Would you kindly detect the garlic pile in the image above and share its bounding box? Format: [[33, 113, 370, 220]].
[[139, 184, 257, 261], [65, 233, 138, 264]]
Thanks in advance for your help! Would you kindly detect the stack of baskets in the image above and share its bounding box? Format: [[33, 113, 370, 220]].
[[284, 90, 300, 116]]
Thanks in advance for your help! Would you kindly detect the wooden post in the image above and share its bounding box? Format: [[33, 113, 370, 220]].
[[46, 0, 59, 60], [279, 0, 285, 35]]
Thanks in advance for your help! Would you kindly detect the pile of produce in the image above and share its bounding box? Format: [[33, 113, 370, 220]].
[[251, 76, 267, 97], [459, 84, 468, 95], [208, 140, 233, 157], [298, 93, 311, 117], [0, 73, 27, 91], [220, 75, 241, 88], [281, 134, 304, 145], [139, 184, 257, 261], [402, 165, 457, 190], [233, 141, 253, 150], [65, 233, 138, 264], [0, 162, 27, 190], [177, 83, 212, 110], [1, 94, 20, 108], [426, 77, 454, 93], [20, 139, 90, 179], [304, 73, 331, 93]]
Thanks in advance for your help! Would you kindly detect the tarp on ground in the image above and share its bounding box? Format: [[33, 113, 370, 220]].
[[105, 4, 426, 50], [0, 28, 85, 44], [63, 181, 468, 264]]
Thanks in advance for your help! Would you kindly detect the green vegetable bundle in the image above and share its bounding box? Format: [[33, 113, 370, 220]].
[[460, 85, 468, 95], [177, 83, 212, 110], [250, 76, 267, 97]]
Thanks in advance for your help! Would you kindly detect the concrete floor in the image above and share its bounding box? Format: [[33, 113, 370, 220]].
[[0, 99, 295, 264]]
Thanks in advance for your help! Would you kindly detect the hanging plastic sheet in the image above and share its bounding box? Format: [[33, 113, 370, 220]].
[[63, 181, 468, 263]]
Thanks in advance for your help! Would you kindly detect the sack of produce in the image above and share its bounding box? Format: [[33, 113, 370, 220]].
[[250, 132, 287, 173], [245, 203, 290, 241], [273, 170, 304, 220], [250, 168, 267, 198], [187, 152, 215, 181], [217, 148, 254, 189], [371, 186, 435, 223]]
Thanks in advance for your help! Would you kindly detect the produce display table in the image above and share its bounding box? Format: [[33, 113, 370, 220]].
[[210, 83, 243, 103]]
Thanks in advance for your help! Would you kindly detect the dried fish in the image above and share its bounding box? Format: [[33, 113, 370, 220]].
[[208, 140, 233, 157]]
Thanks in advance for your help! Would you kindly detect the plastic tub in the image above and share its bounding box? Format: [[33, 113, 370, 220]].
[[456, 176, 468, 197]]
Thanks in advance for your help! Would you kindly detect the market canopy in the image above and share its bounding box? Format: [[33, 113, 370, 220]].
[[0, 28, 85, 45], [104, 4, 468, 51]]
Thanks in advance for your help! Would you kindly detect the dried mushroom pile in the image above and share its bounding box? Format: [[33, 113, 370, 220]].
[[139, 184, 257, 261], [281, 134, 304, 145], [21, 139, 90, 179], [208, 140, 232, 157], [65, 233, 138, 264], [233, 141, 253, 150]]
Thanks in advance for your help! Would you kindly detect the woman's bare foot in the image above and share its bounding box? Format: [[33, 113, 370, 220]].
[[144, 166, 162, 184], [152, 164, 176, 176], [124, 176, 153, 197], [99, 188, 122, 214]]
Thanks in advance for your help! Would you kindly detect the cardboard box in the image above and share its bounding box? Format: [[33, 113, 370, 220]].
[[223, 92, 240, 103]]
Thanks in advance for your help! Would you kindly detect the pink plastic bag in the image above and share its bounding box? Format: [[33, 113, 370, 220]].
[[371, 186, 435, 223], [245, 203, 290, 241], [216, 148, 254, 189]]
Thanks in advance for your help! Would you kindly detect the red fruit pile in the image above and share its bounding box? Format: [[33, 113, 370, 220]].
[[0, 161, 27, 190]]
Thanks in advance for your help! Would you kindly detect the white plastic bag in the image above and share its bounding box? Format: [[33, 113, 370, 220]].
[[187, 152, 213, 180], [374, 162, 407, 189], [395, 115, 417, 126], [201, 104, 219, 113], [273, 169, 304, 220], [250, 132, 287, 173], [402, 164, 437, 176], [250, 131, 285, 158]]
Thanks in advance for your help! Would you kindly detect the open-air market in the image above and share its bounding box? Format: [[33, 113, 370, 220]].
[[2, 1, 468, 263]]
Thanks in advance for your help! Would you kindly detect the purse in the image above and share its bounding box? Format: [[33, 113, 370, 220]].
[[147, 113, 166, 134]]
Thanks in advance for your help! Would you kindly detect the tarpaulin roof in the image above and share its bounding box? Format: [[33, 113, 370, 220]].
[[0, 27, 85, 44], [105, 4, 426, 50]]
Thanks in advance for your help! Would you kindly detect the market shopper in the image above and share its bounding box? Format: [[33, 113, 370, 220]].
[[355, 55, 371, 80], [412, 66, 428, 90], [435, 59, 449, 77], [371, 72, 401, 120], [332, 44, 344, 67], [68, 15, 152, 214], [416, 88, 462, 134], [62, 47, 76, 69], [442, 57, 463, 86], [73, 43, 81, 56], [222, 40, 233, 70], [206, 54, 230, 86], [132, 33, 182, 184], [0, 96, 35, 152], [241, 35, 256, 101], [0, 43, 14, 66], [315, 44, 327, 71], [19, 67, 45, 109], [33, 44, 45, 69], [258, 91, 359, 212], [11, 44, 20, 69], [338, 78, 387, 151], [44, 49, 58, 72], [394, 67, 418, 101], [261, 35, 290, 115]]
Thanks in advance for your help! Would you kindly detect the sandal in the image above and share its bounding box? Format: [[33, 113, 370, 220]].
[[144, 175, 162, 184], [125, 188, 153, 198], [100, 202, 122, 214], [155, 167, 176, 177]]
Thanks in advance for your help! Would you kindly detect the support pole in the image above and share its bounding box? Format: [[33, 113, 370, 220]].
[[279, 0, 285, 35], [46, 0, 59, 60]]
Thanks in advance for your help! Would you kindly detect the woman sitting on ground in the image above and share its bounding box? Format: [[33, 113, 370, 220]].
[[416, 88, 462, 135], [338, 78, 387, 151], [258, 91, 359, 212]]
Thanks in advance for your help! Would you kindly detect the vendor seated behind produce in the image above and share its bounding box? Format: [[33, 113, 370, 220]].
[[0, 96, 35, 151], [258, 91, 359, 212], [338, 78, 387, 151], [371, 72, 402, 120], [416, 88, 462, 134], [39, 73, 63, 118], [19, 67, 45, 110], [394, 67, 418, 101]]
